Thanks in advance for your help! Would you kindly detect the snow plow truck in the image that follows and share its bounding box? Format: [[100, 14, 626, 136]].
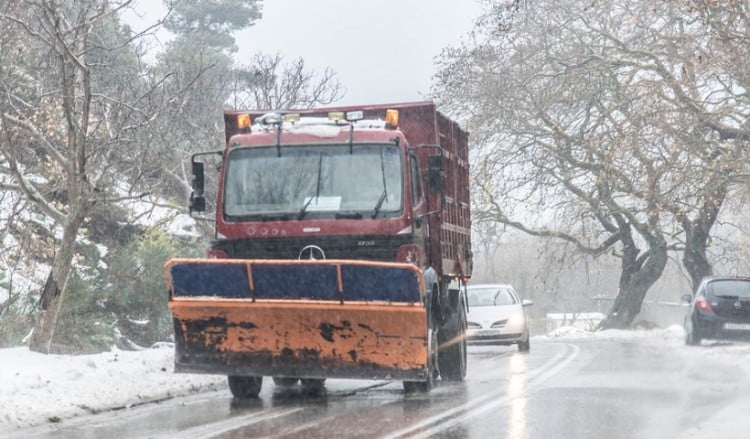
[[163, 101, 472, 396]]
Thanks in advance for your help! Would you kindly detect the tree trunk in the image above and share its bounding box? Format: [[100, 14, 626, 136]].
[[600, 224, 668, 329], [682, 222, 712, 290], [681, 191, 723, 289], [28, 272, 63, 353], [600, 254, 666, 328], [29, 211, 86, 353]]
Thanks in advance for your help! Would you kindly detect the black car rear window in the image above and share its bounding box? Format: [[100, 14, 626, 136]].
[[706, 280, 750, 298]]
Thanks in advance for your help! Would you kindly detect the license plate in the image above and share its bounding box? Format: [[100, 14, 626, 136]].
[[723, 323, 750, 331]]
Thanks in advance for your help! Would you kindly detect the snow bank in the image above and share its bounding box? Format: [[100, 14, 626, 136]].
[[0, 344, 224, 431], [546, 323, 684, 342]]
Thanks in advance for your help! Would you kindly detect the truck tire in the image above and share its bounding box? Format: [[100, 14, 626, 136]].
[[438, 301, 467, 381], [273, 377, 299, 386], [403, 327, 438, 393], [300, 378, 326, 395], [228, 375, 263, 398]]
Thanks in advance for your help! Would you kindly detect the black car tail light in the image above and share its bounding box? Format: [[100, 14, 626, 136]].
[[695, 296, 715, 314]]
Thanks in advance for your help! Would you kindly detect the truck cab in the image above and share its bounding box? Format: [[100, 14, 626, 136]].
[[209, 110, 429, 267]]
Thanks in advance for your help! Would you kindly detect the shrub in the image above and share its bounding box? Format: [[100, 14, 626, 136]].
[[52, 271, 116, 354], [103, 228, 202, 349], [50, 227, 203, 353], [0, 294, 36, 347]]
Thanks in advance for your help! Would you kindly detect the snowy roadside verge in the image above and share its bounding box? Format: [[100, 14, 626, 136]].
[[0, 344, 225, 432]]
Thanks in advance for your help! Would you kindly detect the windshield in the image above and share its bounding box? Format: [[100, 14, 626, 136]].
[[468, 287, 518, 307], [223, 144, 403, 220]]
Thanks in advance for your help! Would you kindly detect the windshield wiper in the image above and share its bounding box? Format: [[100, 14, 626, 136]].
[[298, 152, 324, 220], [372, 147, 388, 219], [372, 190, 387, 219], [298, 197, 315, 221]]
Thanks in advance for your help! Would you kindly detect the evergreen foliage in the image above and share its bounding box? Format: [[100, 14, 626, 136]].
[[103, 228, 202, 349], [52, 272, 115, 354], [0, 293, 36, 348], [50, 227, 203, 353], [164, 0, 262, 51]]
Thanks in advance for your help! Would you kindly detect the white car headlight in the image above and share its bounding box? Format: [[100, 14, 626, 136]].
[[507, 314, 525, 326]]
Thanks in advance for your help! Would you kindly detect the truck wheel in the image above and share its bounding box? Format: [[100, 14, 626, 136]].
[[300, 378, 326, 395], [228, 375, 263, 398], [403, 380, 430, 393], [273, 377, 299, 386], [438, 304, 467, 381], [404, 328, 438, 393]]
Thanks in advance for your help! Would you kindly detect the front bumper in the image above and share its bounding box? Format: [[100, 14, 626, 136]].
[[466, 327, 526, 345]]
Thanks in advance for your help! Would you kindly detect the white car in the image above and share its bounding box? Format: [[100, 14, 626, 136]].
[[466, 283, 533, 352]]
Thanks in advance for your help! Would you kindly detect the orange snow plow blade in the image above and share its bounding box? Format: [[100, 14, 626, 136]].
[[164, 258, 429, 381]]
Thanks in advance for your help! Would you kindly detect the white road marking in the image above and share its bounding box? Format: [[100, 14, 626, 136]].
[[154, 407, 304, 439], [384, 343, 580, 439]]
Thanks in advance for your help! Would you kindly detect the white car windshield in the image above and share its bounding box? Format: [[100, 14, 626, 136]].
[[468, 287, 517, 307]]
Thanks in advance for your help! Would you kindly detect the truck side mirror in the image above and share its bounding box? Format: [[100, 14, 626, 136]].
[[428, 155, 444, 193], [189, 161, 206, 213]]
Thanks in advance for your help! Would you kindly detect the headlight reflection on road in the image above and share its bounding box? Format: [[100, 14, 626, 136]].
[[507, 354, 528, 439]]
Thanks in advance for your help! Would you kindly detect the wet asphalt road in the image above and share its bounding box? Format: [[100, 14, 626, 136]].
[[12, 336, 750, 438]]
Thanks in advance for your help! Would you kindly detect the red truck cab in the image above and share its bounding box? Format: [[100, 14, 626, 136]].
[[192, 102, 471, 280]]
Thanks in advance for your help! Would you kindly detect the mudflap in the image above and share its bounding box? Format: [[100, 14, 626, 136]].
[[164, 258, 430, 381]]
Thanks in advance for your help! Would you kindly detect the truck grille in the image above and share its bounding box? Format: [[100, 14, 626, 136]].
[[211, 235, 412, 261]]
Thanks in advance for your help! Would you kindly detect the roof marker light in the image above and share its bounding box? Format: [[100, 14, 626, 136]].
[[237, 114, 252, 131], [328, 111, 345, 122], [283, 113, 300, 123], [385, 109, 399, 129]]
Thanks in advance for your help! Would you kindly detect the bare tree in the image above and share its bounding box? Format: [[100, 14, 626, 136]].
[[230, 52, 344, 110], [434, 0, 749, 327], [668, 1, 750, 287], [0, 0, 176, 352]]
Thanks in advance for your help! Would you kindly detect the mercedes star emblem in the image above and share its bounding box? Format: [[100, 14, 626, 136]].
[[298, 245, 326, 260]]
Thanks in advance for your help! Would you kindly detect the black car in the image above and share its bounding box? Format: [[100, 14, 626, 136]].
[[682, 276, 750, 345]]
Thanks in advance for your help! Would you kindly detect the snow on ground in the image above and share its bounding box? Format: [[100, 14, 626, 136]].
[[547, 323, 686, 342], [1, 326, 750, 434], [0, 344, 224, 431]]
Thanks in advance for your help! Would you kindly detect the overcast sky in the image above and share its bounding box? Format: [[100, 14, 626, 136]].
[[130, 0, 483, 107]]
